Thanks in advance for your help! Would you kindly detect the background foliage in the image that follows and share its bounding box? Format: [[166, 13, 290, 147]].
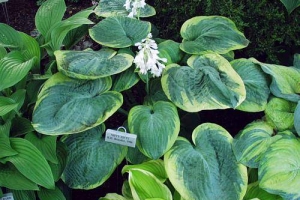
[[148, 0, 300, 64]]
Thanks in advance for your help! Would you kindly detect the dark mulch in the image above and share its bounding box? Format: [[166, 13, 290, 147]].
[[0, 0, 92, 34]]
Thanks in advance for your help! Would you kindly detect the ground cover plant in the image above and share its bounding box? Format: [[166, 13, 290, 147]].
[[0, 0, 300, 199]]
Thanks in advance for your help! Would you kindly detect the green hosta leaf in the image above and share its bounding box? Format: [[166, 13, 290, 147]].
[[19, 32, 41, 70], [44, 10, 94, 54], [63, 24, 89, 49], [25, 133, 58, 164], [37, 186, 66, 200], [0, 23, 22, 48], [2, 138, 54, 189], [112, 66, 140, 92], [55, 48, 134, 79], [161, 54, 246, 112], [35, 0, 66, 37], [0, 97, 18, 116], [126, 145, 149, 165], [95, 0, 156, 18], [10, 117, 35, 137], [100, 193, 127, 200], [231, 59, 270, 112], [0, 131, 18, 159], [128, 101, 180, 159], [89, 16, 151, 48], [0, 162, 39, 190], [122, 160, 167, 182], [259, 137, 300, 199], [127, 170, 172, 200], [61, 125, 127, 189], [32, 72, 123, 135], [180, 16, 249, 54], [158, 40, 184, 65], [0, 51, 36, 91], [233, 121, 282, 168], [252, 58, 300, 102], [295, 102, 300, 136], [280, 0, 300, 14], [265, 97, 297, 131], [0, 46, 7, 59], [165, 123, 247, 200], [48, 141, 67, 181], [244, 182, 283, 200], [8, 190, 36, 200], [0, 119, 11, 137]]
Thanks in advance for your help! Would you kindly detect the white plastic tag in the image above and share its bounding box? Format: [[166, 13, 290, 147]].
[[0, 193, 14, 200], [105, 127, 137, 148]]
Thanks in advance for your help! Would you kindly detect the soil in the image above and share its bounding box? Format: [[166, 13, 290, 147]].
[[0, 0, 93, 34]]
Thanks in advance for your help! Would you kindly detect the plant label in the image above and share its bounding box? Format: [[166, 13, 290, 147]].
[[105, 128, 137, 148], [0, 193, 14, 200]]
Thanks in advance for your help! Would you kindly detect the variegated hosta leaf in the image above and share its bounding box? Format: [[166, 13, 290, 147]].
[[128, 101, 180, 159], [61, 125, 127, 189], [89, 16, 151, 48], [259, 137, 300, 199], [233, 121, 282, 168], [94, 0, 156, 18], [231, 59, 270, 112], [158, 40, 184, 65], [265, 97, 297, 131], [180, 16, 249, 54], [127, 169, 172, 200], [279, 0, 300, 14], [55, 48, 134, 79], [165, 123, 247, 200], [295, 101, 300, 136], [161, 53, 246, 112], [122, 160, 167, 182], [112, 66, 140, 92], [244, 182, 283, 200], [126, 145, 149, 165], [32, 72, 123, 135], [251, 58, 300, 102], [144, 78, 169, 105]]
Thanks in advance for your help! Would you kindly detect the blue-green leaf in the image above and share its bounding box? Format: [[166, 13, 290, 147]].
[[259, 137, 300, 199], [161, 53, 246, 112], [165, 123, 247, 200], [61, 125, 127, 189], [128, 101, 180, 159], [180, 16, 249, 54], [89, 16, 151, 48], [32, 72, 123, 135], [55, 48, 134, 79]]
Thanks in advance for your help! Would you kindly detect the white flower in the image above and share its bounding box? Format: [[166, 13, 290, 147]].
[[134, 33, 167, 77], [123, 0, 146, 18]]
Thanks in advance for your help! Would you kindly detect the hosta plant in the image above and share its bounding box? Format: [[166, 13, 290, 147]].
[[1, 0, 300, 199]]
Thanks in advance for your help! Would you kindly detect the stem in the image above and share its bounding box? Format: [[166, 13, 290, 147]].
[[117, 108, 129, 116], [146, 73, 150, 95]]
